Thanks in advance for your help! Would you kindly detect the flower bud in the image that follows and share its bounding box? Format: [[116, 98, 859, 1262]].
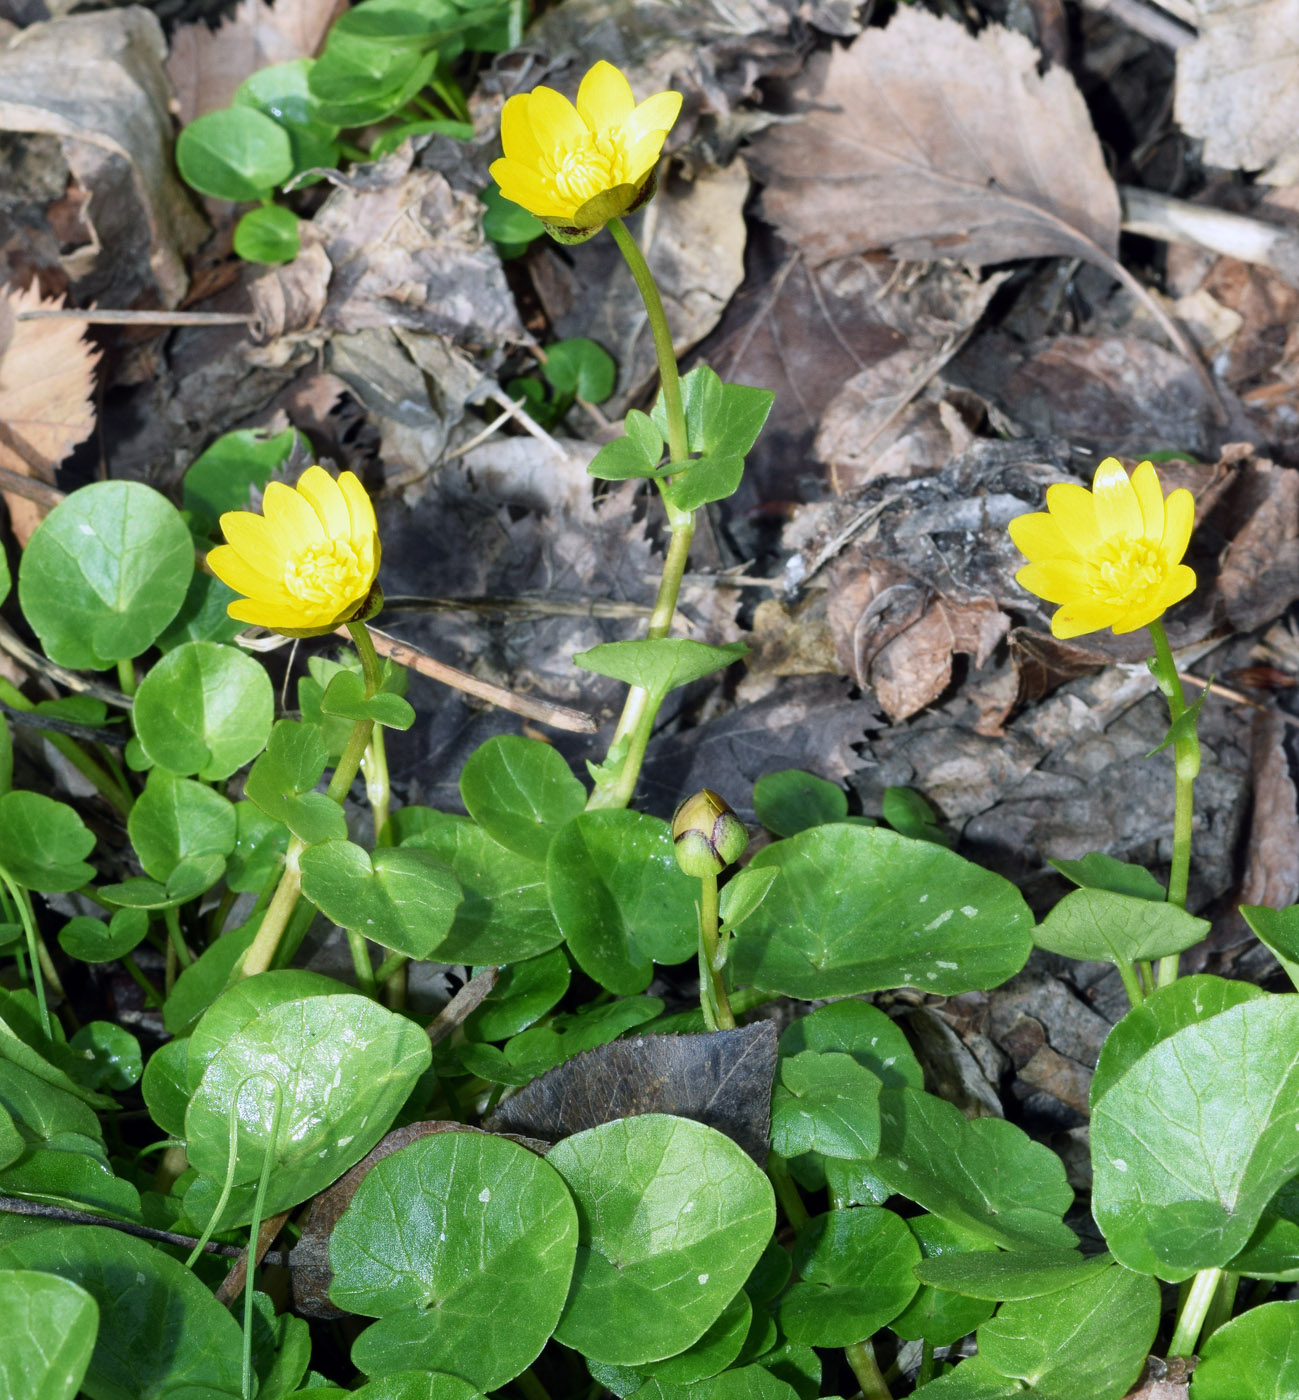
[[672, 789, 748, 878]]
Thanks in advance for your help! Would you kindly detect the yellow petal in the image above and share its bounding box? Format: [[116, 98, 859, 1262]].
[[206, 544, 293, 605], [620, 129, 669, 187], [262, 480, 326, 554], [296, 466, 351, 540], [338, 472, 377, 547], [1008, 510, 1078, 563], [1160, 488, 1195, 568], [1044, 482, 1102, 556], [577, 61, 635, 133], [1016, 559, 1091, 605], [523, 86, 588, 155], [227, 596, 338, 632], [500, 92, 545, 163], [219, 510, 283, 571], [1091, 457, 1142, 542], [1050, 599, 1119, 639], [620, 90, 682, 152], [1130, 460, 1165, 542], [490, 158, 572, 218]]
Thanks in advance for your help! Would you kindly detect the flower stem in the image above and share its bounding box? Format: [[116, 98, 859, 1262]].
[[115, 657, 138, 698], [2, 872, 52, 1039], [844, 1340, 892, 1400], [1168, 1265, 1222, 1358], [766, 1152, 810, 1230], [1116, 959, 1145, 1008], [363, 725, 391, 846], [1147, 619, 1200, 988], [236, 837, 304, 982], [696, 873, 735, 1029], [587, 220, 695, 811]]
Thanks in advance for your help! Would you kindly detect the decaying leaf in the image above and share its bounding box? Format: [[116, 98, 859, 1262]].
[[485, 1023, 778, 1164], [0, 282, 99, 543], [1175, 0, 1299, 182], [749, 8, 1120, 269], [1237, 708, 1299, 931], [1217, 455, 1299, 632], [0, 10, 207, 308], [167, 0, 344, 126]]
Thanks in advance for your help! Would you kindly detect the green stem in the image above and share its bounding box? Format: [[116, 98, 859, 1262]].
[[116, 658, 138, 698], [122, 953, 164, 1009], [844, 1340, 892, 1400], [0, 678, 132, 816], [2, 874, 52, 1039], [162, 906, 193, 972], [766, 1152, 810, 1231], [363, 725, 392, 846], [1116, 959, 1145, 1008], [916, 1339, 935, 1389], [1168, 1265, 1221, 1358], [514, 1367, 552, 1400], [1148, 619, 1200, 989], [1200, 1270, 1239, 1345], [346, 928, 377, 999], [697, 873, 735, 1029]]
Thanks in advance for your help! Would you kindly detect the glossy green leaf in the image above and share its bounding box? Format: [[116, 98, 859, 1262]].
[[481, 181, 543, 254], [400, 814, 563, 963], [184, 994, 432, 1229], [1241, 903, 1299, 980], [1090, 974, 1264, 1108], [155, 570, 243, 649], [0, 1060, 102, 1144], [320, 669, 415, 731], [0, 1226, 244, 1400], [632, 1291, 752, 1384], [778, 999, 924, 1092], [128, 769, 236, 883], [162, 920, 259, 1034], [308, 38, 438, 126], [1033, 887, 1209, 966], [730, 825, 1034, 998], [873, 1087, 1076, 1249], [0, 1267, 97, 1400], [68, 1022, 140, 1090], [719, 866, 779, 934], [771, 1052, 882, 1161], [910, 1354, 1023, 1399], [1191, 1300, 1299, 1399], [234, 204, 301, 263], [547, 810, 698, 994], [889, 1215, 997, 1345], [133, 641, 273, 781], [141, 1035, 189, 1138], [0, 1105, 22, 1169], [186, 969, 347, 1093], [661, 453, 745, 512], [544, 338, 616, 402], [245, 719, 347, 845], [182, 426, 306, 534], [338, 1132, 578, 1390], [913, 1246, 1112, 1300], [18, 482, 192, 670], [225, 800, 289, 893], [177, 105, 293, 200], [587, 410, 664, 480], [0, 792, 95, 892], [575, 639, 747, 698], [779, 1206, 920, 1346], [464, 948, 571, 1041], [976, 1263, 1160, 1400], [370, 116, 473, 158], [0, 1145, 141, 1220], [651, 365, 774, 467], [752, 770, 848, 837], [459, 735, 586, 861], [350, 1373, 483, 1400], [1228, 1171, 1299, 1280], [548, 1115, 776, 1365], [880, 787, 949, 846], [1049, 852, 1165, 902], [1092, 994, 1299, 1278]]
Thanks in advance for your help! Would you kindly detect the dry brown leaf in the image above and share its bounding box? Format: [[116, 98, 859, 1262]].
[[1217, 457, 1299, 632], [167, 0, 345, 126], [750, 8, 1120, 268], [0, 282, 99, 543], [0, 10, 207, 309], [1175, 0, 1299, 182]]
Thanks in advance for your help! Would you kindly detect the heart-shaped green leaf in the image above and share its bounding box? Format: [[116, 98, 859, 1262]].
[[320, 669, 415, 731]]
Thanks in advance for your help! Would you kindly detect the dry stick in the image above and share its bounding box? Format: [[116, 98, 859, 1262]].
[[214, 1208, 294, 1308], [0, 461, 65, 511], [0, 617, 134, 709], [426, 966, 500, 1046], [1178, 671, 1299, 729], [350, 624, 597, 734], [15, 309, 255, 327]]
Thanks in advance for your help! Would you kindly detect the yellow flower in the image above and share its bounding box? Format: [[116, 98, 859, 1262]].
[[490, 59, 682, 237], [1008, 457, 1196, 639], [207, 466, 380, 638]]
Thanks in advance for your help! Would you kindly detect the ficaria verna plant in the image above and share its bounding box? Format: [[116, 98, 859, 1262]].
[[5, 52, 1299, 1400]]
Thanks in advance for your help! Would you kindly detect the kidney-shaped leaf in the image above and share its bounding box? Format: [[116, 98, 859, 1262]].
[[127, 769, 236, 884], [547, 1114, 776, 1365], [730, 826, 1033, 998], [0, 1226, 243, 1400], [0, 1267, 98, 1400], [460, 736, 586, 862], [185, 994, 432, 1230], [1191, 1300, 1299, 1400], [0, 792, 95, 892], [19, 482, 193, 670], [1033, 887, 1209, 967], [336, 1132, 578, 1391], [1092, 994, 1299, 1279]]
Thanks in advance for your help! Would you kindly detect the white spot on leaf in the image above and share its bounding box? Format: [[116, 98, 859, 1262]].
[[479, 1187, 491, 1202]]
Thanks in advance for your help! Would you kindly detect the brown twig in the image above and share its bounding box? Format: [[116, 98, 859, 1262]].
[[16, 309, 254, 327], [1179, 671, 1299, 729], [0, 618, 134, 708], [426, 966, 499, 1046], [0, 460, 65, 510], [214, 1208, 294, 1307], [351, 623, 598, 733]]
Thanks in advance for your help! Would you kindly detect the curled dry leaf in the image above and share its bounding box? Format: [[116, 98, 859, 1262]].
[[167, 0, 345, 126], [749, 8, 1120, 269], [0, 282, 99, 544], [1174, 0, 1299, 182], [1217, 456, 1299, 632], [0, 10, 207, 309]]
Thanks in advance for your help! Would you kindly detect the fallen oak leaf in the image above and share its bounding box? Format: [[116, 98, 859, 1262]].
[[0, 283, 100, 545], [748, 8, 1221, 415]]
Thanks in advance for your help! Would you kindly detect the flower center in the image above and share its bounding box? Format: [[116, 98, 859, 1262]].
[[1090, 538, 1166, 607], [284, 539, 368, 608], [549, 132, 630, 208]]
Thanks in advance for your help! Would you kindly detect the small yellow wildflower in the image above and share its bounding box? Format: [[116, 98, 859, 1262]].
[[207, 466, 380, 638], [1009, 457, 1196, 639], [490, 59, 682, 238]]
